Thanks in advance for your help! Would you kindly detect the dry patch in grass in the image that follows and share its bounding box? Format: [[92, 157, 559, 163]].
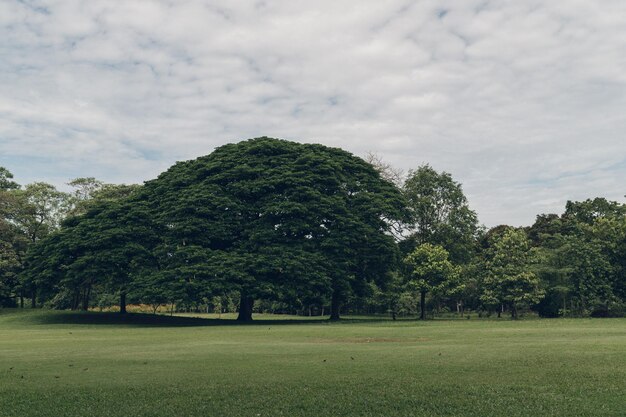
[[310, 337, 431, 344]]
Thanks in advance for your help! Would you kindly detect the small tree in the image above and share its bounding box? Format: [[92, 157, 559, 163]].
[[404, 243, 459, 320], [482, 228, 544, 318]]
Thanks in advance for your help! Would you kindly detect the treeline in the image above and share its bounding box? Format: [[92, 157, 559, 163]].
[[1, 138, 624, 319]]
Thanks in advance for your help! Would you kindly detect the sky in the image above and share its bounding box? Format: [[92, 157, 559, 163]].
[[1, 0, 625, 227]]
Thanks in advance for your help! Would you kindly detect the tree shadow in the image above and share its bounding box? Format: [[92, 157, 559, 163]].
[[30, 311, 389, 327], [7, 309, 475, 327]]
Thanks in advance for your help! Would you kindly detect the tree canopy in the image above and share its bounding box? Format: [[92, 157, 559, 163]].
[[136, 137, 408, 320]]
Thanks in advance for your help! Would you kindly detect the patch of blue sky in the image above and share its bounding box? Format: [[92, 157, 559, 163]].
[[137, 148, 161, 161], [525, 159, 626, 188], [16, 0, 50, 15]]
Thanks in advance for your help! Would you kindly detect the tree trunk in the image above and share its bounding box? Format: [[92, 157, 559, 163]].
[[71, 290, 80, 310], [119, 292, 127, 314], [19, 294, 24, 309], [236, 292, 254, 322], [81, 284, 92, 311], [419, 290, 426, 320], [30, 289, 36, 309], [329, 290, 341, 321], [511, 304, 517, 319]]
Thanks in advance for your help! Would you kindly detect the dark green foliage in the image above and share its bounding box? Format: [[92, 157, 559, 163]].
[[22, 199, 160, 312], [529, 198, 626, 317], [563, 197, 626, 224], [17, 138, 406, 319], [0, 167, 19, 191], [138, 137, 407, 320]]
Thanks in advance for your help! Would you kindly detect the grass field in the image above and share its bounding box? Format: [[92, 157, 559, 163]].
[[1, 309, 625, 417]]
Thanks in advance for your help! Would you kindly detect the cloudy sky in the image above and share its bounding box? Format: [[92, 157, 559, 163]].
[[1, 0, 625, 226]]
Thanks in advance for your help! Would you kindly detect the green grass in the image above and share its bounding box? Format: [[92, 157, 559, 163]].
[[1, 309, 625, 416]]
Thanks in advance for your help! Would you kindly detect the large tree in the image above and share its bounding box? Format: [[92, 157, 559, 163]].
[[137, 137, 407, 321]]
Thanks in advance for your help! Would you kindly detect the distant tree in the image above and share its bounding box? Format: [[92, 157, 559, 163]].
[[402, 165, 479, 264], [0, 174, 70, 307], [22, 198, 160, 313], [481, 228, 544, 318], [549, 235, 612, 316], [590, 216, 626, 305], [364, 152, 405, 187], [0, 231, 24, 306], [11, 182, 70, 243], [0, 167, 19, 191], [12, 183, 71, 306], [564, 198, 626, 225], [529, 200, 625, 317], [67, 178, 140, 216], [0, 167, 23, 306], [68, 177, 104, 203], [404, 243, 459, 320], [526, 213, 562, 246]]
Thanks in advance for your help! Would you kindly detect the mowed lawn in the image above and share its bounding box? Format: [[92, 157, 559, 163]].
[[0, 310, 625, 417]]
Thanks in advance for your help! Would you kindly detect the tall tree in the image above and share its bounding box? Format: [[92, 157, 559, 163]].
[[402, 165, 479, 264]]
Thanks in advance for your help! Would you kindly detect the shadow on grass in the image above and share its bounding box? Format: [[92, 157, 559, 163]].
[[27, 311, 395, 327]]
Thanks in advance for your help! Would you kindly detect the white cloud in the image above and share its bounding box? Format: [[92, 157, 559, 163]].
[[1, 0, 625, 226]]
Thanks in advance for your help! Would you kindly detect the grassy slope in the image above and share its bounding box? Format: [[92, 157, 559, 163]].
[[0, 309, 625, 417]]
